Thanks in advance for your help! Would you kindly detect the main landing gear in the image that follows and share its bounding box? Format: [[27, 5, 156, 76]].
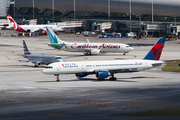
[[54, 74, 60, 82], [83, 52, 91, 55], [109, 73, 116, 81]]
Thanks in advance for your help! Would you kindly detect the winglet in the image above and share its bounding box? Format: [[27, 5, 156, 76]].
[[143, 37, 166, 60], [62, 54, 71, 60], [87, 39, 90, 43]]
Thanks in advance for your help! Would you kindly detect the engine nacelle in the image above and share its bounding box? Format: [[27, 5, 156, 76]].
[[75, 73, 88, 77], [96, 71, 110, 79], [34, 61, 41, 67], [91, 49, 101, 55], [27, 29, 31, 32]]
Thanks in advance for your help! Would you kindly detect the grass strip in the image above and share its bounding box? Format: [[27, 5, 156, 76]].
[[114, 107, 180, 116], [162, 60, 180, 72]]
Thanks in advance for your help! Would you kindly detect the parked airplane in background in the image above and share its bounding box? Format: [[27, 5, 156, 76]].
[[6, 40, 70, 67], [46, 27, 134, 55], [43, 37, 166, 82], [6, 15, 62, 34]]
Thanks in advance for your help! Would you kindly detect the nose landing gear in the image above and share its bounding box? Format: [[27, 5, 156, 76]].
[[54, 74, 60, 82]]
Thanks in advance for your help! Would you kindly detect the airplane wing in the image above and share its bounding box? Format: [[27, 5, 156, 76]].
[[24, 27, 44, 33], [5, 55, 43, 63], [94, 67, 138, 74], [31, 28, 44, 33], [5, 55, 31, 62], [108, 68, 138, 73], [62, 54, 71, 60]]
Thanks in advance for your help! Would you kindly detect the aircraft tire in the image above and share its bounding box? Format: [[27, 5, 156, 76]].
[[109, 77, 117, 81]]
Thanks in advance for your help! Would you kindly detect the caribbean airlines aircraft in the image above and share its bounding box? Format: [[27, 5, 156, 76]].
[[43, 37, 166, 81], [46, 27, 134, 55], [6, 15, 62, 34], [6, 40, 70, 67]]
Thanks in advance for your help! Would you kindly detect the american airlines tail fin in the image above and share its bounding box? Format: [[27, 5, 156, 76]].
[[6, 14, 18, 29], [143, 37, 166, 60], [23, 40, 31, 55]]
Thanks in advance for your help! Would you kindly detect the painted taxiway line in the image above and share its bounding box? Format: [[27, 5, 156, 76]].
[[0, 84, 35, 88], [114, 101, 171, 105], [0, 70, 42, 72], [0, 96, 171, 106], [0, 91, 4, 94], [97, 108, 123, 111], [0, 99, 147, 108], [0, 96, 109, 102]]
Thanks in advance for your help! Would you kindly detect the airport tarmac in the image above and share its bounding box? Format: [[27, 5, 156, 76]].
[[0, 30, 180, 120]]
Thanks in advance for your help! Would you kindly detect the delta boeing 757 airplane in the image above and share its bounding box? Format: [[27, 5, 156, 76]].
[[43, 37, 166, 81], [46, 27, 134, 55], [6, 40, 70, 67]]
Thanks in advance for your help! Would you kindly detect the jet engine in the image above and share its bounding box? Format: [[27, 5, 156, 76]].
[[91, 49, 101, 55], [34, 61, 41, 67], [96, 71, 110, 79], [75, 73, 88, 77]]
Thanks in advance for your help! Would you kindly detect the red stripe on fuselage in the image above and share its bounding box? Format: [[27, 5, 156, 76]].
[[16, 24, 26, 32]]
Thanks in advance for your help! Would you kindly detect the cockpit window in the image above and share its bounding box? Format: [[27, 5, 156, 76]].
[[45, 66, 53, 69], [56, 57, 62, 59]]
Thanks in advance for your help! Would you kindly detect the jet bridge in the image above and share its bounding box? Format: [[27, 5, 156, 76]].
[[55, 21, 83, 30], [140, 24, 167, 37], [92, 22, 112, 33]]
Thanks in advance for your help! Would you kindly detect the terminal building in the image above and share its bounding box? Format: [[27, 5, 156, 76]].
[[3, 0, 180, 36]]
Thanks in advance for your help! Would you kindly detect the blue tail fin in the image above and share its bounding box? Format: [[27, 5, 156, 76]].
[[46, 27, 67, 49], [23, 40, 31, 55], [143, 37, 166, 60], [46, 27, 58, 44]]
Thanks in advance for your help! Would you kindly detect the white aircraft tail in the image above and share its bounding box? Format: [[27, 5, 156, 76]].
[[6, 14, 18, 29]]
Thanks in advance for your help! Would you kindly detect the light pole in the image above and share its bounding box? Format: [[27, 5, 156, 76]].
[[130, 0, 131, 32], [152, 0, 153, 23], [174, 18, 176, 26], [74, 0, 76, 31], [14, 0, 15, 19], [52, 0, 54, 23], [33, 0, 34, 20], [108, 0, 110, 21], [139, 17, 141, 24]]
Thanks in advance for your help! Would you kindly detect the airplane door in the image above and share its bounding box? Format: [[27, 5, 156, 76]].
[[57, 65, 61, 71], [145, 62, 147, 68], [81, 62, 85, 71]]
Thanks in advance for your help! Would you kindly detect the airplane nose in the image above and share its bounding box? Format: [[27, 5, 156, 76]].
[[42, 69, 47, 74]]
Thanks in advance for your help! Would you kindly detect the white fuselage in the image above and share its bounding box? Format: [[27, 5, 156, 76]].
[[50, 42, 134, 54], [46, 26, 134, 55], [42, 59, 164, 75], [19, 24, 62, 32]]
